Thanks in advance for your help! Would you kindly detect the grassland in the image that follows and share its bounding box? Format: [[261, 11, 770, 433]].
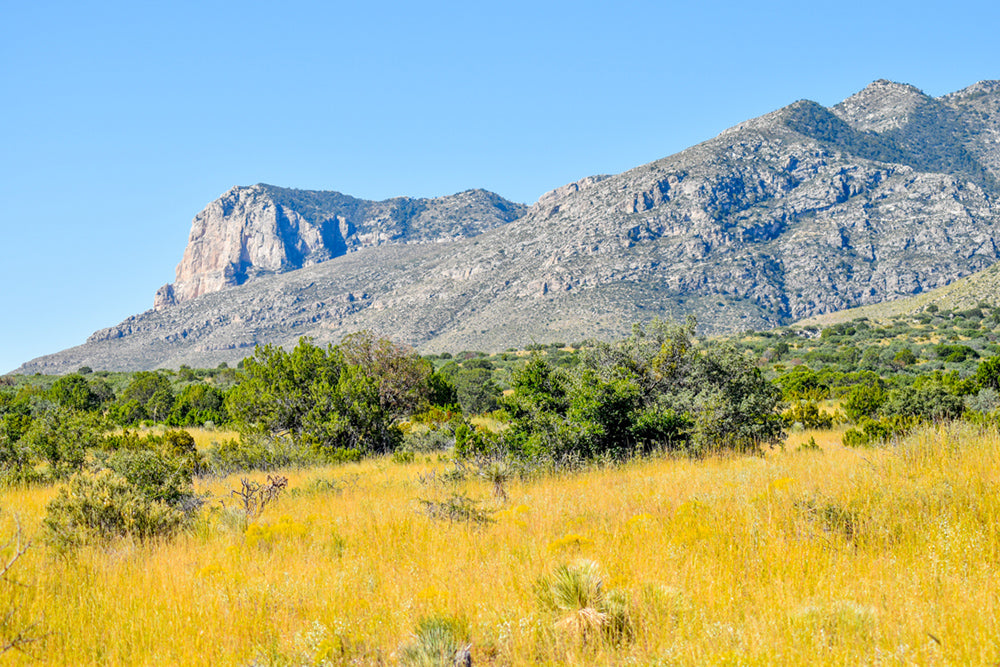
[[2, 424, 999, 665]]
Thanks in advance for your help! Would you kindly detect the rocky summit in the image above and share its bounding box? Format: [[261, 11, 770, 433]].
[[153, 185, 527, 308], [18, 79, 1000, 373]]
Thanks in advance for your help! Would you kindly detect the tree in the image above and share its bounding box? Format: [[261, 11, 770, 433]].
[[841, 383, 886, 423], [338, 331, 432, 421], [495, 318, 783, 460], [975, 355, 1000, 392], [112, 372, 174, 424], [168, 384, 227, 426], [49, 374, 100, 412], [226, 334, 432, 455], [690, 343, 784, 453], [452, 368, 500, 414], [225, 340, 345, 445], [21, 408, 104, 479]]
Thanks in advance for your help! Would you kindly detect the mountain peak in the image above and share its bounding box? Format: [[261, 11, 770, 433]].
[[833, 80, 932, 132]]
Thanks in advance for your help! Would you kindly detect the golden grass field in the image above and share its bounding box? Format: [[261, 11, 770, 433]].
[[2, 424, 999, 665]]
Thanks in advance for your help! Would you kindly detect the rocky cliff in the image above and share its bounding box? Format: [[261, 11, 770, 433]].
[[18, 79, 1000, 373], [154, 185, 527, 308]]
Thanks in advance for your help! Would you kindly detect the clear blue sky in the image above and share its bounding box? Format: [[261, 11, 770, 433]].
[[2, 0, 998, 373]]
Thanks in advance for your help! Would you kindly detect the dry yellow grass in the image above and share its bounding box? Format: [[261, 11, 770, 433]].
[[2, 424, 1000, 664]]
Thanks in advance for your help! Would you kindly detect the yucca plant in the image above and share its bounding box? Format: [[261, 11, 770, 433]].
[[535, 560, 633, 644], [398, 615, 471, 667], [475, 456, 514, 502]]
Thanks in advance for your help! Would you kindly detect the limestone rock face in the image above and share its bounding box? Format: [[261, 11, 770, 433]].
[[154, 185, 527, 309], [19, 78, 1000, 373]]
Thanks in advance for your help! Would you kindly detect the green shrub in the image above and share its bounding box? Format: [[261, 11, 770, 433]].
[[44, 469, 190, 551], [392, 449, 415, 464], [101, 449, 195, 506], [398, 615, 470, 667], [535, 560, 633, 645], [402, 425, 455, 452], [782, 401, 834, 429], [20, 408, 104, 480], [842, 416, 917, 447], [841, 384, 886, 423], [206, 435, 301, 474]]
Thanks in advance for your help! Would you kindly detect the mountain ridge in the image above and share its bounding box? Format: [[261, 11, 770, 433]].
[[16, 78, 1000, 374]]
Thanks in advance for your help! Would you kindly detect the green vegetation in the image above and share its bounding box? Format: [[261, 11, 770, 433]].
[[4, 314, 1000, 663]]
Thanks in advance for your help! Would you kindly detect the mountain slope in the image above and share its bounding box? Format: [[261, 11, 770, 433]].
[[17, 79, 1000, 373], [797, 261, 1000, 327]]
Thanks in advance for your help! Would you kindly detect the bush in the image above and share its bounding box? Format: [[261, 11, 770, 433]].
[[44, 469, 191, 551], [402, 425, 455, 453], [841, 384, 885, 423], [782, 401, 834, 429], [226, 334, 431, 455], [398, 615, 470, 667], [965, 387, 1000, 414], [535, 560, 632, 645], [20, 408, 104, 480], [881, 384, 964, 422], [206, 435, 299, 474], [842, 416, 917, 447]]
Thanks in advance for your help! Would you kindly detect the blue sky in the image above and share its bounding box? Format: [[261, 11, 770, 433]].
[[2, 0, 998, 373]]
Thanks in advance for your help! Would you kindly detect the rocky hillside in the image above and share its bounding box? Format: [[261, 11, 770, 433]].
[[154, 185, 527, 307], [797, 261, 1000, 327], [17, 79, 1000, 373]]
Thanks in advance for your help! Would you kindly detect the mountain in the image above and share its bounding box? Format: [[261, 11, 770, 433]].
[[16, 79, 1000, 373], [797, 261, 1000, 327], [153, 185, 527, 307]]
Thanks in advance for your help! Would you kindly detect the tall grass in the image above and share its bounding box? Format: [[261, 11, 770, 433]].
[[2, 424, 999, 664]]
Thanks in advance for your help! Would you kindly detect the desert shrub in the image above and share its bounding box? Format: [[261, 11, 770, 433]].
[[167, 384, 228, 426], [44, 467, 194, 551], [20, 408, 104, 480], [965, 387, 1000, 414], [110, 371, 175, 424], [418, 493, 494, 524], [205, 435, 304, 474], [796, 436, 822, 453], [226, 334, 431, 455], [841, 383, 885, 423], [782, 401, 834, 429], [49, 374, 104, 412], [402, 424, 455, 453], [398, 615, 470, 667], [392, 449, 415, 464], [775, 365, 829, 401], [452, 367, 501, 414], [841, 416, 916, 447], [975, 355, 1000, 391], [228, 475, 288, 524], [934, 344, 979, 363], [99, 449, 196, 507], [99, 429, 161, 452], [0, 419, 36, 485], [881, 384, 964, 421], [535, 560, 633, 645]]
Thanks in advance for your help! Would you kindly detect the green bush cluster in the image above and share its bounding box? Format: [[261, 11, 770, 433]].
[[43, 444, 202, 551], [225, 332, 434, 456], [463, 318, 783, 460]]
